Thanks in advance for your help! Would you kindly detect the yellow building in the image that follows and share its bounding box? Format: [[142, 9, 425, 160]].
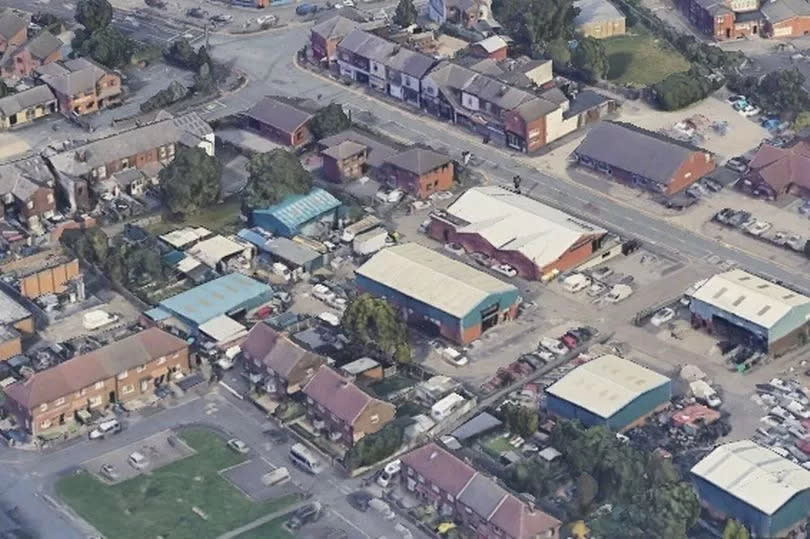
[[575, 0, 627, 38], [0, 85, 57, 129]]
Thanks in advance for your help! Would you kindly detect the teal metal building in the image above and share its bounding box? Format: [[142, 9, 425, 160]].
[[251, 188, 342, 238]]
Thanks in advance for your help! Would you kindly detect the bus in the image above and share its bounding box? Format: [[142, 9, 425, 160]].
[[289, 443, 323, 474]]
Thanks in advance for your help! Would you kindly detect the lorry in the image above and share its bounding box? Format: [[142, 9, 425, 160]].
[[690, 380, 722, 408], [353, 226, 388, 256], [341, 215, 381, 243]]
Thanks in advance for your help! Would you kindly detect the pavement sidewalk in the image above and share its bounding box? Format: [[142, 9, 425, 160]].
[[217, 499, 307, 539]]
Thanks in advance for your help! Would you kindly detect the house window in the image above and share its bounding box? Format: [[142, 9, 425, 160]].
[[40, 403, 48, 412], [307, 397, 314, 405], [407, 467, 414, 476], [89, 395, 102, 407], [117, 370, 128, 380], [40, 419, 52, 430], [55, 397, 65, 406], [95, 381, 105, 390], [157, 356, 166, 365], [122, 384, 135, 394]]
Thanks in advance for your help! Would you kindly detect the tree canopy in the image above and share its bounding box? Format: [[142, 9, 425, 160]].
[[393, 0, 418, 27], [73, 24, 133, 68], [243, 149, 312, 210], [310, 103, 351, 140], [572, 37, 608, 82], [76, 0, 112, 32], [653, 67, 722, 111], [345, 420, 406, 470], [723, 519, 751, 539], [159, 146, 221, 216], [493, 0, 578, 54], [0, 81, 11, 98], [500, 403, 538, 437], [342, 294, 411, 363]]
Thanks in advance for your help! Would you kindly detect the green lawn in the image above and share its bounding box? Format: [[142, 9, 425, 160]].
[[603, 28, 690, 87], [370, 375, 413, 397], [482, 434, 513, 458], [147, 199, 242, 236], [235, 516, 294, 539], [55, 429, 297, 539]]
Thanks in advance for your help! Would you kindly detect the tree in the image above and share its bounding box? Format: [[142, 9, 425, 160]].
[[75, 0, 112, 32], [74, 26, 134, 68], [493, 0, 578, 54], [60, 227, 110, 266], [310, 103, 351, 140], [165, 38, 198, 69], [345, 420, 406, 470], [0, 81, 10, 98], [723, 519, 750, 539], [501, 403, 538, 437], [140, 80, 189, 112], [653, 68, 722, 111], [756, 69, 809, 118], [393, 0, 418, 27], [574, 472, 598, 517], [547, 38, 571, 66], [159, 146, 221, 215], [243, 149, 312, 210], [342, 294, 411, 362], [572, 37, 608, 82]]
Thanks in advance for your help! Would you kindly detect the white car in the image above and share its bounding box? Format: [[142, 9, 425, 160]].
[[651, 307, 676, 327], [492, 263, 517, 278], [746, 220, 772, 236], [89, 419, 122, 440], [227, 438, 250, 454], [128, 451, 149, 470], [563, 273, 591, 293], [740, 105, 760, 117], [587, 282, 607, 297], [605, 284, 633, 303], [312, 284, 335, 303], [442, 346, 469, 367], [217, 356, 236, 370], [539, 337, 568, 356], [443, 242, 464, 255]]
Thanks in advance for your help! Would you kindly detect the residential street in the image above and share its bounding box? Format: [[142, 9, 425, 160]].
[[202, 26, 810, 295], [0, 388, 427, 539]]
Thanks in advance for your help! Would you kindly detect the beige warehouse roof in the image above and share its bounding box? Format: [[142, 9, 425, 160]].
[[198, 314, 247, 343], [444, 186, 605, 269], [545, 354, 670, 418], [355, 243, 517, 318], [691, 440, 810, 515], [161, 227, 212, 249], [187, 235, 246, 268], [692, 269, 810, 330]]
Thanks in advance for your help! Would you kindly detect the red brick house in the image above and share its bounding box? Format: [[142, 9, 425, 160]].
[[381, 148, 454, 199], [504, 99, 560, 153], [321, 140, 369, 182], [241, 322, 325, 396], [0, 11, 28, 54], [2, 31, 62, 79], [744, 139, 810, 199], [302, 366, 395, 447], [401, 443, 561, 538], [428, 186, 607, 279], [0, 158, 56, 231], [469, 36, 509, 60], [573, 121, 716, 195], [4, 328, 189, 436], [310, 15, 358, 64], [244, 96, 313, 147], [762, 0, 810, 37], [36, 58, 123, 116]]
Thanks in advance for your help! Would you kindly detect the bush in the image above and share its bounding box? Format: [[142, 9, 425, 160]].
[[653, 69, 723, 110], [344, 420, 406, 470]]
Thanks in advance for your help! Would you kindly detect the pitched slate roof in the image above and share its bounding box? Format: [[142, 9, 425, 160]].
[[245, 96, 313, 135], [0, 85, 55, 117], [0, 11, 27, 40], [36, 58, 110, 96], [338, 29, 396, 61], [385, 47, 436, 78], [574, 121, 712, 186], [311, 15, 358, 40], [302, 366, 390, 425], [384, 148, 452, 176], [25, 31, 62, 60], [322, 140, 367, 160], [762, 0, 810, 22], [3, 328, 186, 409], [241, 322, 324, 379], [401, 443, 477, 496], [748, 139, 810, 193]]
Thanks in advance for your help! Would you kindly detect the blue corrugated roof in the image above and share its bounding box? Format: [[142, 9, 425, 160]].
[[144, 307, 172, 321], [159, 273, 273, 326], [237, 228, 270, 250], [162, 250, 185, 266], [252, 188, 341, 231]]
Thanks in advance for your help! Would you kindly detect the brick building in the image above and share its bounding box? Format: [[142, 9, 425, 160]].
[[0, 158, 56, 231], [572, 121, 716, 195], [381, 148, 454, 199], [429, 186, 607, 279], [17, 256, 80, 299], [0, 85, 57, 130], [243, 96, 313, 147], [762, 0, 810, 37], [0, 326, 21, 361], [679, 0, 762, 39], [241, 322, 325, 396], [310, 15, 358, 64], [1, 31, 62, 79], [302, 365, 395, 447], [321, 140, 369, 182], [3, 328, 189, 435], [469, 36, 509, 60], [0, 11, 27, 54], [574, 0, 627, 38], [745, 138, 810, 199], [401, 443, 561, 538], [35, 58, 122, 116], [356, 243, 520, 345]]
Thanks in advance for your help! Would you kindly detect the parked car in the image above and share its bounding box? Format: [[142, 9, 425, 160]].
[[746, 220, 772, 236], [590, 266, 614, 280], [605, 284, 633, 303], [563, 273, 591, 293], [89, 419, 122, 440], [587, 282, 607, 297], [443, 242, 464, 255], [701, 178, 723, 192], [263, 429, 289, 444], [560, 334, 577, 349], [442, 347, 468, 367], [539, 337, 568, 356], [347, 490, 373, 511], [227, 438, 250, 454], [295, 2, 318, 14], [492, 263, 517, 278], [470, 251, 494, 267], [740, 105, 761, 117], [100, 463, 120, 480], [787, 234, 805, 251], [768, 231, 789, 246], [128, 451, 149, 470], [799, 200, 810, 216], [312, 284, 335, 303], [727, 95, 746, 105], [725, 157, 749, 173], [651, 307, 675, 327], [288, 502, 323, 529], [210, 14, 232, 22]]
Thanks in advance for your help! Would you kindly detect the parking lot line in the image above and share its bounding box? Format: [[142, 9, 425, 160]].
[[329, 508, 371, 538]]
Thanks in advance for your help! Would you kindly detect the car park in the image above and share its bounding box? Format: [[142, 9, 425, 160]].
[[100, 463, 120, 480], [590, 267, 614, 280], [288, 502, 323, 529], [227, 438, 249, 454], [128, 451, 149, 470]]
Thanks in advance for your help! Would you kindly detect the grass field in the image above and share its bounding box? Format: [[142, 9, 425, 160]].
[[56, 429, 296, 539], [603, 28, 690, 87], [235, 516, 293, 539], [482, 434, 513, 458], [147, 198, 242, 236]]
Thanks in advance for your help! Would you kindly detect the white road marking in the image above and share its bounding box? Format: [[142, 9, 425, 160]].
[[330, 508, 371, 538]]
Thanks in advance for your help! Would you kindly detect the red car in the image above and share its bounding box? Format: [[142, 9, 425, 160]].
[[796, 439, 810, 455], [560, 334, 578, 349]]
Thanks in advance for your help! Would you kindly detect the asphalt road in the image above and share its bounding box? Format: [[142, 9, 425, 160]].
[[204, 25, 810, 295], [0, 389, 426, 539]]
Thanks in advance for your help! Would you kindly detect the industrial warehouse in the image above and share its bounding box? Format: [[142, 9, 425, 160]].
[[544, 354, 672, 431], [355, 243, 520, 345], [690, 269, 810, 355], [428, 186, 607, 279], [691, 440, 810, 538]]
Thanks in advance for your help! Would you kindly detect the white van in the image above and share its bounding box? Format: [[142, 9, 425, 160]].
[[377, 459, 401, 488], [89, 419, 122, 440], [262, 467, 291, 486], [289, 443, 323, 474]]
